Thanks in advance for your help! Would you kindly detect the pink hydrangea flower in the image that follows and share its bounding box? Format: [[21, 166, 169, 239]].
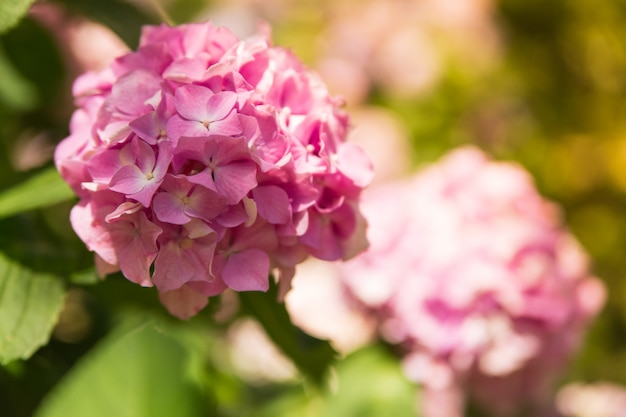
[[55, 21, 373, 319], [339, 146, 605, 416], [556, 381, 626, 417]]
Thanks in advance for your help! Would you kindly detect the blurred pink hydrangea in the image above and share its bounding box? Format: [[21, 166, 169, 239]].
[[55, 21, 373, 319], [340, 146, 605, 416], [556, 381, 626, 417], [317, 0, 501, 102]]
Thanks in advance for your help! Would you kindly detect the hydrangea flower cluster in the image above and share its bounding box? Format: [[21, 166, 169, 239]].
[[340, 146, 604, 414], [55, 21, 373, 319]]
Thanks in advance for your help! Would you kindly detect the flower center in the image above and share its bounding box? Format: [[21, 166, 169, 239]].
[[180, 238, 194, 250]]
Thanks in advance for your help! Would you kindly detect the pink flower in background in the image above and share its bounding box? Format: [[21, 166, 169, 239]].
[[316, 0, 501, 102], [55, 21, 372, 319], [556, 381, 626, 417], [31, 3, 129, 74], [340, 146, 605, 416]]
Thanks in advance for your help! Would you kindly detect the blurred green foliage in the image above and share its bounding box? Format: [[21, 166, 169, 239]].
[[0, 0, 38, 34]]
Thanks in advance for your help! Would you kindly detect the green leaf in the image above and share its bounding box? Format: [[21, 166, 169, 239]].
[[238, 280, 337, 386], [0, 167, 75, 220], [1, 16, 64, 106], [0, 43, 38, 110], [56, 0, 158, 49], [35, 321, 208, 417], [69, 268, 100, 285], [0, 251, 65, 365], [165, 0, 206, 26], [0, 0, 37, 34], [323, 344, 419, 417], [255, 387, 322, 417]]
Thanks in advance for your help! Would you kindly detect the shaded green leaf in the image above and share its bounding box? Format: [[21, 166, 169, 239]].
[[1, 16, 64, 106], [35, 321, 207, 417], [0, 43, 38, 110], [323, 344, 418, 417], [254, 387, 322, 417], [0, 0, 37, 34], [55, 0, 158, 49], [69, 268, 100, 285], [0, 167, 75, 220], [165, 0, 206, 26], [0, 251, 65, 364], [238, 280, 337, 386]]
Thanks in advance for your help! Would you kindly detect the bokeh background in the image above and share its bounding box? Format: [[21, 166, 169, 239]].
[[1, 0, 626, 416]]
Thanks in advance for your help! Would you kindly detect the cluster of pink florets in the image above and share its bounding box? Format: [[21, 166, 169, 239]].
[[55, 21, 372, 318], [340, 147, 604, 414]]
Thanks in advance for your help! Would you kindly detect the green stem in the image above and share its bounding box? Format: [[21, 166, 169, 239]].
[[237, 278, 337, 387]]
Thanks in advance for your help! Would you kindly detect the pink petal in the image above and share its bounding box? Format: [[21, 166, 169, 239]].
[[129, 111, 160, 144], [129, 138, 156, 173], [153, 192, 191, 224], [209, 110, 242, 136], [163, 57, 208, 82], [105, 201, 142, 222], [119, 141, 138, 165], [328, 202, 357, 239], [211, 135, 251, 163], [206, 91, 238, 121], [336, 142, 374, 188], [252, 185, 291, 224], [174, 84, 215, 121], [183, 219, 216, 239], [152, 229, 216, 291], [300, 209, 342, 261], [110, 69, 161, 116], [222, 249, 270, 292], [152, 142, 174, 178], [153, 175, 222, 224], [152, 240, 198, 291], [97, 120, 132, 145], [109, 165, 147, 195], [181, 23, 211, 56], [70, 200, 114, 263], [158, 285, 209, 320], [230, 219, 279, 253], [117, 234, 154, 286], [187, 279, 228, 297], [112, 44, 171, 75], [128, 178, 162, 207], [214, 161, 258, 204], [186, 186, 228, 220], [170, 136, 210, 170], [166, 114, 209, 139], [216, 203, 249, 227], [183, 165, 214, 188], [89, 149, 126, 183], [95, 254, 119, 278], [110, 212, 161, 286]]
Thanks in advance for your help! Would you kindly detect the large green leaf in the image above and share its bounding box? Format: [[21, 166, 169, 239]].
[[35, 321, 208, 417], [1, 15, 64, 106], [323, 344, 419, 417], [0, 0, 37, 34], [0, 167, 75, 220], [0, 43, 38, 111], [0, 251, 65, 364], [238, 280, 337, 386], [56, 0, 157, 49], [254, 344, 420, 417]]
